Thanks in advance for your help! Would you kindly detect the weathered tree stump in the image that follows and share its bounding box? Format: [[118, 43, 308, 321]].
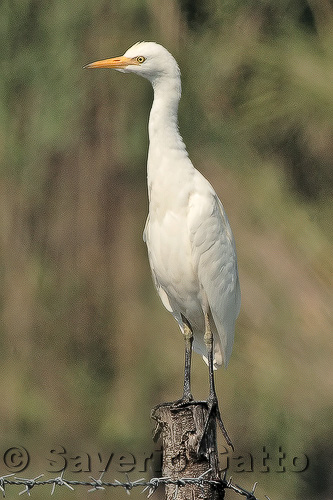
[[152, 402, 224, 500]]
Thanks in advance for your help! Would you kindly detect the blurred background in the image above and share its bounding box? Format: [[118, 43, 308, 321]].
[[1, 0, 332, 498]]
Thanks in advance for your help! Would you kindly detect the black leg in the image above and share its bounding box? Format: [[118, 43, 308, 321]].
[[202, 312, 234, 450], [152, 314, 194, 413], [181, 314, 194, 402], [155, 315, 194, 409]]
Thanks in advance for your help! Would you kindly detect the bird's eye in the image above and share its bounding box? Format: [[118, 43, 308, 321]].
[[136, 56, 146, 64]]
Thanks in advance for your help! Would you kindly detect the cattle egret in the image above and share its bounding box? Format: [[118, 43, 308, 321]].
[[85, 42, 240, 448]]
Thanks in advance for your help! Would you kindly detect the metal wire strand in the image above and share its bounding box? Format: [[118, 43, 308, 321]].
[[0, 472, 269, 499]]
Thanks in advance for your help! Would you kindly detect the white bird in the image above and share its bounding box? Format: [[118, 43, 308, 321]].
[[85, 42, 240, 448]]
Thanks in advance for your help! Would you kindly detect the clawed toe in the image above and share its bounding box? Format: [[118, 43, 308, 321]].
[[172, 393, 194, 407], [152, 393, 194, 411], [198, 396, 234, 453]]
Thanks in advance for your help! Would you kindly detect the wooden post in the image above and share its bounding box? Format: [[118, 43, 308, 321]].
[[152, 402, 225, 500]]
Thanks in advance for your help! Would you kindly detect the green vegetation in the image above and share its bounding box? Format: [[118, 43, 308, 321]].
[[1, 1, 332, 498]]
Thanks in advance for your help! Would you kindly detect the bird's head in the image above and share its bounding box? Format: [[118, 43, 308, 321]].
[[85, 41, 180, 86]]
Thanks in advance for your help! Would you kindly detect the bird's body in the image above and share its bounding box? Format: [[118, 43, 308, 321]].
[[85, 42, 240, 447], [144, 144, 239, 368]]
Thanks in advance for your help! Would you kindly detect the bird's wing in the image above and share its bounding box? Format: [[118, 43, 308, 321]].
[[143, 215, 177, 316], [188, 187, 240, 367]]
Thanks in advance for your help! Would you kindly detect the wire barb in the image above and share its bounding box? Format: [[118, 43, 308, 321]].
[[16, 474, 44, 496], [50, 470, 74, 495], [88, 471, 106, 492], [0, 474, 14, 498]]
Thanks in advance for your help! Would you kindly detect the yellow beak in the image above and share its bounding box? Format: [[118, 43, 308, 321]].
[[84, 56, 137, 69]]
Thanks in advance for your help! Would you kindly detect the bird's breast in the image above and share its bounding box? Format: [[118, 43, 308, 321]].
[[144, 202, 213, 346], [146, 206, 193, 279]]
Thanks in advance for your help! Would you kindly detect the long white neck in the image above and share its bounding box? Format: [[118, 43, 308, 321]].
[[148, 76, 188, 159], [146, 74, 193, 209]]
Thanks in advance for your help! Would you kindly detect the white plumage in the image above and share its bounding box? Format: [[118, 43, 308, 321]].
[[86, 41, 241, 448], [86, 41, 240, 370]]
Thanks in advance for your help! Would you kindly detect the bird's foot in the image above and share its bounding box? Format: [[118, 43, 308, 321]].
[[152, 392, 194, 411], [198, 394, 234, 453], [172, 391, 194, 407]]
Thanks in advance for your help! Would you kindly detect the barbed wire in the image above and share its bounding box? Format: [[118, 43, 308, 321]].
[[0, 470, 271, 499]]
